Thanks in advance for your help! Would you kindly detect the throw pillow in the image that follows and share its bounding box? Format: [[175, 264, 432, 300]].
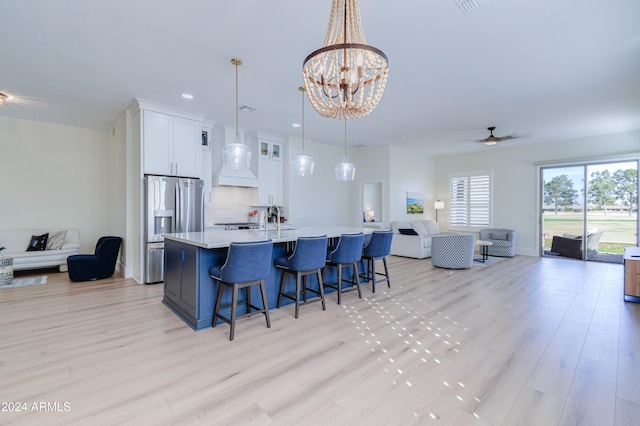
[[26, 233, 49, 251], [399, 228, 418, 235], [46, 230, 67, 250], [490, 231, 508, 241]]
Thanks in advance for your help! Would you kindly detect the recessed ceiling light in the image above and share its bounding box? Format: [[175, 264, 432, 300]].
[[181, 93, 194, 100], [292, 123, 301, 128], [239, 105, 258, 112]]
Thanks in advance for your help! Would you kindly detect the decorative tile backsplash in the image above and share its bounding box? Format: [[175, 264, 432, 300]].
[[204, 186, 258, 226]]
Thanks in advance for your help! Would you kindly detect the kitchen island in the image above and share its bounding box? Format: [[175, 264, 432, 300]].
[[162, 226, 374, 330]]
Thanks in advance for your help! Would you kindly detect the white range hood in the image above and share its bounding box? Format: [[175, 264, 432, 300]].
[[213, 126, 258, 188]]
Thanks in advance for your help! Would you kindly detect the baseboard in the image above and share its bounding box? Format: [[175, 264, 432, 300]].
[[516, 248, 538, 257]]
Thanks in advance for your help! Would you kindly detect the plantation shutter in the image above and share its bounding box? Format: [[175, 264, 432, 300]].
[[450, 176, 468, 226], [469, 174, 490, 227], [449, 171, 492, 229]]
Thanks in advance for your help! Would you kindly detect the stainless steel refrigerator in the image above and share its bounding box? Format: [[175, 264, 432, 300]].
[[144, 175, 204, 284]]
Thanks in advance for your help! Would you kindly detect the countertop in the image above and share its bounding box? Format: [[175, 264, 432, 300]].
[[163, 226, 376, 249]]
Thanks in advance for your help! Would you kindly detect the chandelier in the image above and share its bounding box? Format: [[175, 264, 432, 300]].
[[291, 87, 315, 176], [221, 58, 251, 169], [303, 0, 389, 120], [0, 93, 8, 106], [335, 118, 356, 181]]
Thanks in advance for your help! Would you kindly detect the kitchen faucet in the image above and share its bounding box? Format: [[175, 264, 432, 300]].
[[268, 205, 280, 232]]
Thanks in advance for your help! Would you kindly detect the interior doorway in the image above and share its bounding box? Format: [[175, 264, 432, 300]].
[[362, 181, 383, 224], [540, 160, 638, 263]]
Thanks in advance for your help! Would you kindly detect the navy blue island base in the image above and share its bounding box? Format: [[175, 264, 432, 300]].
[[162, 227, 373, 331]]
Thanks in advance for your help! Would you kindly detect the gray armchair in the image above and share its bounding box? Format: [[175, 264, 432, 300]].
[[478, 228, 516, 257]]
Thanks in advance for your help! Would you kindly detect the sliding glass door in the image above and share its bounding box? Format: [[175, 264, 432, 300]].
[[541, 166, 585, 259], [541, 160, 638, 263]]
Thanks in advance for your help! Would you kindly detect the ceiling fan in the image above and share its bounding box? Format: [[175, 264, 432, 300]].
[[475, 126, 518, 146]]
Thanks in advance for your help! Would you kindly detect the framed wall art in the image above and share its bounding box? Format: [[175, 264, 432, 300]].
[[406, 192, 424, 214]]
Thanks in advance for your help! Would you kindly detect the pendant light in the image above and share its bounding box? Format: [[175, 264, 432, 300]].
[[303, 0, 389, 120], [335, 118, 356, 181], [291, 87, 315, 176], [221, 58, 251, 169]]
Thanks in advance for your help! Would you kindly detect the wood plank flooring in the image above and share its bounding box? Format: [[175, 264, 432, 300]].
[[1, 255, 639, 425]]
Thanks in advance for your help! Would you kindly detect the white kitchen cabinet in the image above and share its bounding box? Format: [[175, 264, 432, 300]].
[[258, 158, 283, 205], [143, 110, 202, 178], [259, 140, 282, 161], [249, 133, 283, 205], [245, 131, 284, 205]]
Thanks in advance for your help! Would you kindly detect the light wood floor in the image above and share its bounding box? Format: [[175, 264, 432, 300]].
[[1, 255, 639, 425]]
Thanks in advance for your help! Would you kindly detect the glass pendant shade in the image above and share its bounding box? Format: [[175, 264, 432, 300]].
[[335, 118, 355, 181], [222, 142, 251, 169], [335, 161, 356, 181], [223, 58, 252, 169], [291, 154, 315, 176], [292, 86, 315, 176], [303, 0, 389, 119]]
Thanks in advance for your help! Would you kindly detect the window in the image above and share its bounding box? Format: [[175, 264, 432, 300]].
[[449, 171, 492, 229]]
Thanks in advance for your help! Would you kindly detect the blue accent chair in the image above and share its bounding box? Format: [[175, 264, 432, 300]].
[[274, 235, 328, 318], [67, 236, 122, 282], [209, 240, 273, 341], [360, 230, 393, 293], [324, 233, 364, 305]]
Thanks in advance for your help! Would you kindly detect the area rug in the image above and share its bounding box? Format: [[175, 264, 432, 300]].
[[473, 256, 506, 267], [1, 276, 48, 289]]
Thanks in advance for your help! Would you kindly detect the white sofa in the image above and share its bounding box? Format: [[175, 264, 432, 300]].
[[0, 229, 80, 272], [390, 220, 440, 259]]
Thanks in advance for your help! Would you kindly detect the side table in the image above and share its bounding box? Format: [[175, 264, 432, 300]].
[[475, 240, 493, 263], [624, 247, 640, 302]]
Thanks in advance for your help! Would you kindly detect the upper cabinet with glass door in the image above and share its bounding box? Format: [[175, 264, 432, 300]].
[[259, 140, 282, 162]]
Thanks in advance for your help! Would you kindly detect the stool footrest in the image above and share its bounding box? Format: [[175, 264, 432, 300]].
[[280, 290, 324, 305]]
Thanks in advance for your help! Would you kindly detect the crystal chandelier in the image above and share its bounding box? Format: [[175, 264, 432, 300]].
[[335, 118, 356, 181], [291, 87, 315, 176], [221, 58, 251, 169], [303, 0, 389, 120]]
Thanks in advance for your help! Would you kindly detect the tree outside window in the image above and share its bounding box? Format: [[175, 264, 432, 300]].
[[543, 174, 578, 215]]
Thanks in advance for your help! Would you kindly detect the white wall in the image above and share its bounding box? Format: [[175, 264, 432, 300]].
[[389, 146, 435, 223], [0, 116, 111, 252], [109, 114, 128, 273], [286, 136, 357, 227], [434, 130, 640, 256]]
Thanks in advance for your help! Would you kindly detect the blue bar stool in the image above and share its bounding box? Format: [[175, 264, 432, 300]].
[[274, 235, 328, 318], [209, 240, 273, 341], [324, 233, 364, 305], [360, 230, 394, 293]]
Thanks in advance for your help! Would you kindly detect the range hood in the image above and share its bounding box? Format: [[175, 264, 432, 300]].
[[213, 125, 258, 188], [214, 166, 258, 187]]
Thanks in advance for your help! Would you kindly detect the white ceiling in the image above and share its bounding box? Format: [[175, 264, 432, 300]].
[[2, 0, 639, 156]]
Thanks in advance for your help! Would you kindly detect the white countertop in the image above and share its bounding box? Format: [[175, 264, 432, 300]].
[[163, 226, 376, 249]]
